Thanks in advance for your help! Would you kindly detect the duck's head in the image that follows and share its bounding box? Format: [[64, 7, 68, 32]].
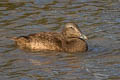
[[62, 23, 88, 40]]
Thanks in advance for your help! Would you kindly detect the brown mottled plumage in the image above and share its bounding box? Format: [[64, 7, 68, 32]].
[[12, 23, 88, 53]]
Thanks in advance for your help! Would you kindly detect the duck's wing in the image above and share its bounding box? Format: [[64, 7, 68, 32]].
[[28, 32, 64, 50], [12, 32, 64, 51]]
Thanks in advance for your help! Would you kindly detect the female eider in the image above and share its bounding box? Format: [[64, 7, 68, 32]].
[[12, 23, 88, 53]]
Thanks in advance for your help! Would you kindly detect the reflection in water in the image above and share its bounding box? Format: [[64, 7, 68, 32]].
[[0, 0, 120, 80]]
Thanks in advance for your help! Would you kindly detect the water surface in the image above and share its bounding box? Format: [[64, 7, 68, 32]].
[[0, 0, 120, 80]]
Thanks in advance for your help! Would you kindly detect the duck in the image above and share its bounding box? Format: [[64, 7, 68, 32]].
[[12, 23, 88, 53]]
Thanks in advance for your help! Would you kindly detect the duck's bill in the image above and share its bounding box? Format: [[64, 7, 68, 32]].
[[80, 34, 88, 40]]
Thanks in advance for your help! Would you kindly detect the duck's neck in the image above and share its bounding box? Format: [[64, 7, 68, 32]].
[[64, 36, 84, 41]]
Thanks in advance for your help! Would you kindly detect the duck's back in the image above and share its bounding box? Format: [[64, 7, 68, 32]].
[[12, 32, 64, 51]]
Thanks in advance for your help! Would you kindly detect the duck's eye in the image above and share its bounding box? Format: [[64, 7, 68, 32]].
[[69, 27, 73, 29]]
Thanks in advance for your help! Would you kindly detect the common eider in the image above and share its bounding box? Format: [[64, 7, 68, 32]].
[[12, 23, 88, 53]]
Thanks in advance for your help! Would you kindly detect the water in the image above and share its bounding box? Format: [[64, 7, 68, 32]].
[[0, 0, 120, 80]]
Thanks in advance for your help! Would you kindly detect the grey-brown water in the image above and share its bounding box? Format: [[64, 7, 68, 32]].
[[0, 0, 120, 80]]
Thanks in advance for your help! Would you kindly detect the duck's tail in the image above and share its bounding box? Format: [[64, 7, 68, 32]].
[[11, 37, 18, 41]]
